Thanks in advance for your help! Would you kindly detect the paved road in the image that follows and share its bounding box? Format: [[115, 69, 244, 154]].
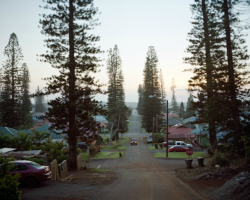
[[91, 111, 206, 200]]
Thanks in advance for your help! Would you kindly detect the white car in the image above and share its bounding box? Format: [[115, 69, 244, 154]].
[[147, 137, 153, 143]]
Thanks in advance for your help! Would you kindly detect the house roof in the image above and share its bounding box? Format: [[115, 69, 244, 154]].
[[168, 118, 183, 126], [0, 127, 18, 137], [183, 116, 197, 124], [165, 123, 195, 134], [34, 125, 65, 139]]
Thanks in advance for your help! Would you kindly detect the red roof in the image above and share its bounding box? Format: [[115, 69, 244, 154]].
[[165, 123, 194, 134]]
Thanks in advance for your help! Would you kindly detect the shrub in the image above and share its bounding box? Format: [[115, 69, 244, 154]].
[[25, 157, 45, 165], [155, 143, 158, 149], [207, 146, 213, 156], [0, 154, 21, 200], [207, 150, 230, 168], [159, 143, 163, 149], [76, 148, 82, 155], [153, 133, 164, 144], [57, 154, 71, 164]]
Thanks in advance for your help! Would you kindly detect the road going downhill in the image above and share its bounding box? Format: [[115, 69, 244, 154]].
[[92, 110, 206, 200]]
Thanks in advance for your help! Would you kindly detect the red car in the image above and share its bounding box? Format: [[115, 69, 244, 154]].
[[169, 145, 189, 152], [9, 160, 51, 188]]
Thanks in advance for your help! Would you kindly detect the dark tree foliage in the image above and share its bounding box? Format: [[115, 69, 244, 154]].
[[34, 86, 46, 113], [170, 78, 178, 113], [39, 0, 106, 170], [141, 46, 162, 133], [0, 33, 23, 127], [186, 93, 195, 118], [184, 0, 250, 150], [106, 45, 128, 139], [137, 84, 144, 115], [179, 102, 185, 119], [20, 63, 32, 125], [159, 69, 167, 113]]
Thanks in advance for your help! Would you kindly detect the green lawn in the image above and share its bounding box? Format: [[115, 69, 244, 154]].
[[89, 168, 113, 172], [82, 151, 125, 159], [118, 137, 130, 144], [102, 145, 128, 150], [153, 152, 209, 159]]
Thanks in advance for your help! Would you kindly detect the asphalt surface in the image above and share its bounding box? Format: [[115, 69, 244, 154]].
[[91, 111, 206, 200]]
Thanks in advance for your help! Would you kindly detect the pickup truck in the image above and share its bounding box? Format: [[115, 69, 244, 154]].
[[163, 141, 193, 149]]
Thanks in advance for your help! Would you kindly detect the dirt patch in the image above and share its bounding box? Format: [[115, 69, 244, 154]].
[[64, 169, 117, 185], [175, 167, 250, 199]]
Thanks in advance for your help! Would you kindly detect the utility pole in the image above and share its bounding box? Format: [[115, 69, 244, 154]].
[[166, 100, 168, 157], [152, 117, 154, 146], [156, 115, 158, 145]]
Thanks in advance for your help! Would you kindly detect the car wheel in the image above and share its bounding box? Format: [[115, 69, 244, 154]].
[[25, 177, 37, 188]]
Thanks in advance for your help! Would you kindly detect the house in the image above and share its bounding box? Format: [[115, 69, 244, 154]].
[[183, 116, 197, 128], [163, 123, 195, 139], [162, 118, 183, 127]]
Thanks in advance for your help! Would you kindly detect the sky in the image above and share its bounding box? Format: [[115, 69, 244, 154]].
[[0, 0, 249, 103]]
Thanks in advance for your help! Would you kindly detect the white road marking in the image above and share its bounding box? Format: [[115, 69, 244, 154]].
[[96, 165, 101, 169]]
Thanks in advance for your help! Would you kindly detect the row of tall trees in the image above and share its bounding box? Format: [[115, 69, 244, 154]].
[[0, 33, 32, 128], [39, 0, 106, 170], [184, 0, 250, 152], [106, 45, 128, 140]]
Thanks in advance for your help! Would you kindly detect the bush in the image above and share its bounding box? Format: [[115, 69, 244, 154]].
[[155, 143, 158, 149], [159, 143, 163, 149], [57, 155, 71, 164], [152, 133, 164, 144], [25, 157, 45, 165], [207, 150, 230, 168], [207, 146, 213, 156], [0, 154, 21, 200], [76, 148, 82, 155]]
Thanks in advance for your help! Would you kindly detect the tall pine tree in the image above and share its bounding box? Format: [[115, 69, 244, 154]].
[[170, 78, 178, 113], [20, 63, 32, 125], [106, 45, 127, 140], [34, 86, 46, 113], [0, 33, 23, 127], [137, 84, 144, 115], [39, 0, 106, 170], [159, 69, 167, 113], [141, 46, 162, 132]]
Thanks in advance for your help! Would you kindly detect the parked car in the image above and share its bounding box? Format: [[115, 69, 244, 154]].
[[147, 137, 153, 143], [168, 145, 189, 152], [78, 142, 88, 151], [9, 160, 51, 188], [163, 141, 193, 149], [131, 138, 137, 145]]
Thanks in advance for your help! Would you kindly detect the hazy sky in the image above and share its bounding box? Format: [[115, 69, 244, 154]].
[[0, 0, 249, 103]]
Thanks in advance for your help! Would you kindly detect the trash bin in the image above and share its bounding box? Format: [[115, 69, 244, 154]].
[[197, 157, 205, 167], [185, 159, 193, 169]]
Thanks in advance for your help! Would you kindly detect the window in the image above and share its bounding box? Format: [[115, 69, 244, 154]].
[[26, 162, 41, 169], [13, 164, 28, 171]]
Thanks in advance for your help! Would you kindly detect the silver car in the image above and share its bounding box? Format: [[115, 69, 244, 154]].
[[147, 137, 153, 143]]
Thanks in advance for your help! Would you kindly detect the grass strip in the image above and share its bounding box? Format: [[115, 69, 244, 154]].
[[82, 151, 125, 159], [102, 145, 128, 150], [118, 137, 130, 144], [153, 152, 209, 159]]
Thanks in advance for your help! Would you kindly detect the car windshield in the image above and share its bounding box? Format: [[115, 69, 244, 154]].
[[131, 139, 137, 141], [26, 161, 42, 169]]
